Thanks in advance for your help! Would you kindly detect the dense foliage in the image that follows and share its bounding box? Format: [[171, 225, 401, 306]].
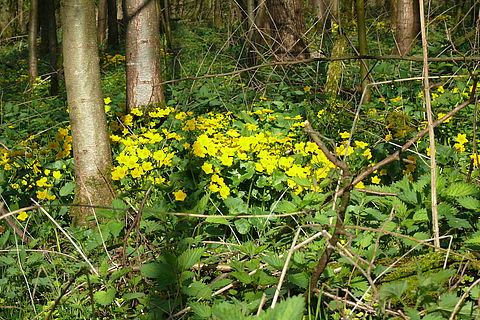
[[1, 5, 480, 320]]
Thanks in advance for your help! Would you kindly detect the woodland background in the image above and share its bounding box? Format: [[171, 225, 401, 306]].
[[1, 0, 480, 319]]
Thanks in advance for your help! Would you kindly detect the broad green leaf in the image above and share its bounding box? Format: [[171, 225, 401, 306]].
[[59, 182, 75, 196], [456, 196, 480, 210], [273, 200, 297, 213], [413, 208, 428, 222], [140, 262, 174, 279], [177, 247, 204, 270], [379, 281, 408, 300], [94, 288, 116, 306], [444, 183, 478, 197], [260, 295, 304, 320], [234, 219, 250, 234], [109, 268, 132, 282], [224, 197, 248, 215], [288, 272, 309, 289], [182, 281, 212, 299], [231, 271, 252, 284]]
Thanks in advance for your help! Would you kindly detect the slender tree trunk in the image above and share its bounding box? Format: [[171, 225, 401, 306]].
[[266, 0, 309, 60], [213, 0, 221, 27], [38, 0, 49, 53], [0, 0, 17, 40], [107, 0, 119, 49], [394, 0, 420, 55], [46, 0, 58, 95], [356, 0, 370, 102], [97, 0, 107, 49], [28, 0, 39, 87], [61, 0, 115, 226], [313, 0, 330, 32], [18, 0, 26, 34], [125, 0, 164, 111]]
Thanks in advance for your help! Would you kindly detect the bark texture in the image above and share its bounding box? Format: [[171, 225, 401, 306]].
[[125, 0, 164, 111], [394, 0, 420, 55], [28, 0, 39, 86], [107, 0, 119, 49], [61, 0, 114, 226], [97, 0, 107, 48], [266, 0, 309, 60]]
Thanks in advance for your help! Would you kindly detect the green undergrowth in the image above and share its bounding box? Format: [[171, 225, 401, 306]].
[[1, 12, 480, 320]]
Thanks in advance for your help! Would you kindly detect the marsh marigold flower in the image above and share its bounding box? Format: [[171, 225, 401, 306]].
[[173, 190, 187, 201]]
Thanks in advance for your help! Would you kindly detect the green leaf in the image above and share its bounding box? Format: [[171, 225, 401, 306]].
[[234, 219, 250, 234], [444, 183, 478, 197], [177, 247, 204, 270], [94, 288, 116, 306], [288, 272, 309, 289], [231, 271, 252, 284], [273, 200, 297, 213], [99, 259, 109, 278], [59, 182, 75, 196], [140, 262, 174, 279], [456, 196, 480, 210], [182, 281, 212, 299], [260, 295, 304, 320], [413, 208, 428, 222], [109, 268, 132, 282], [189, 302, 212, 319], [205, 217, 230, 225], [379, 281, 408, 300], [224, 197, 248, 215]]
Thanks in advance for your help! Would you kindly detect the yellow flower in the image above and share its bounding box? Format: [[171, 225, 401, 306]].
[[437, 112, 450, 123], [317, 109, 325, 118], [339, 131, 350, 139], [173, 189, 187, 201], [52, 171, 62, 179], [355, 141, 368, 149], [362, 148, 372, 160], [455, 133, 468, 145], [112, 166, 128, 180], [141, 161, 154, 171], [354, 181, 365, 189], [44, 169, 51, 176], [304, 85, 311, 92], [130, 167, 145, 178], [437, 86, 445, 94], [137, 147, 151, 159], [371, 176, 381, 184], [131, 108, 143, 116], [37, 189, 48, 200], [103, 97, 112, 105], [202, 162, 214, 174], [17, 211, 29, 221], [36, 177, 51, 188], [385, 133, 392, 141]]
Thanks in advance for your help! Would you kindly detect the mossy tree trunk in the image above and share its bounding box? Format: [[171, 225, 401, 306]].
[[356, 0, 370, 103], [61, 0, 115, 226], [125, 0, 164, 111]]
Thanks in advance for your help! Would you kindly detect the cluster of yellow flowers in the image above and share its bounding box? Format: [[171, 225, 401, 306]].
[[110, 104, 383, 201], [100, 53, 125, 69]]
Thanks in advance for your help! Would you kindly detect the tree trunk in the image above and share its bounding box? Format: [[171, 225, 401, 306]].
[[61, 0, 114, 226], [125, 0, 164, 111], [394, 0, 420, 55], [28, 0, 39, 87], [266, 0, 309, 60], [18, 0, 26, 34], [213, 0, 221, 27], [97, 0, 107, 49], [107, 0, 119, 49], [46, 0, 59, 95], [0, 0, 17, 40], [313, 0, 330, 32], [356, 0, 370, 102]]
